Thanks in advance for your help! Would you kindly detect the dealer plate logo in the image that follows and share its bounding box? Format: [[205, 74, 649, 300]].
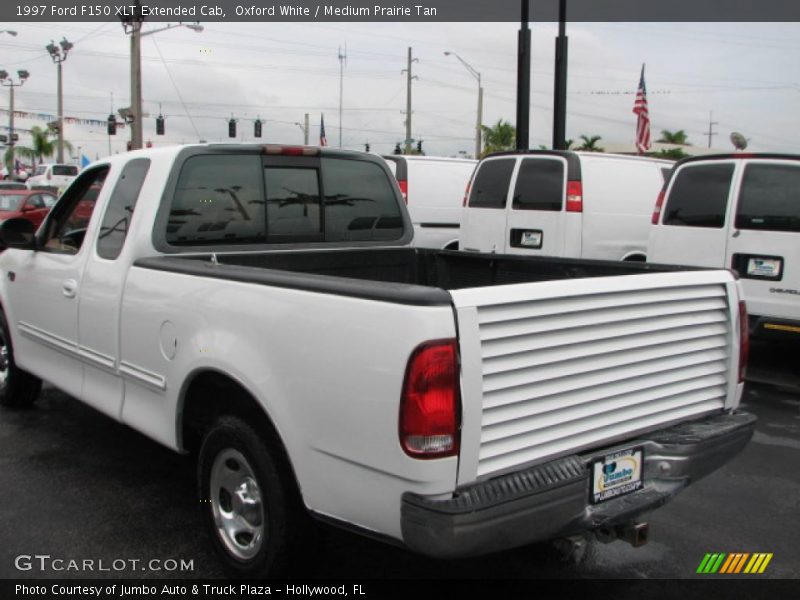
[[591, 446, 643, 504]]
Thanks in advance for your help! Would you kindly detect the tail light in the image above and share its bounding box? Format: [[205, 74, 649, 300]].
[[462, 178, 473, 207], [738, 301, 749, 383], [398, 179, 408, 204], [399, 339, 460, 458], [651, 189, 666, 225], [566, 180, 582, 212]]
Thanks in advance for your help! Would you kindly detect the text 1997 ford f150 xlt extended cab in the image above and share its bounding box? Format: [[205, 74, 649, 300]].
[[0, 145, 755, 577]]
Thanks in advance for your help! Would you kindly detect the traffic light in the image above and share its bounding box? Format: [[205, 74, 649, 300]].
[[126, 141, 132, 151], [393, 143, 401, 155], [228, 119, 237, 138], [107, 114, 116, 135], [254, 120, 262, 138], [156, 114, 165, 135], [417, 140, 423, 154], [364, 143, 370, 152]]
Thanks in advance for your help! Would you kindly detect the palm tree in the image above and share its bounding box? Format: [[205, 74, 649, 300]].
[[481, 119, 516, 157], [5, 125, 73, 169], [657, 129, 690, 145], [577, 135, 603, 152]]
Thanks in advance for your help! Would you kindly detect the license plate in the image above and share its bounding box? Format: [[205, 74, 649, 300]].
[[747, 257, 782, 278], [590, 446, 644, 504], [520, 231, 542, 248]]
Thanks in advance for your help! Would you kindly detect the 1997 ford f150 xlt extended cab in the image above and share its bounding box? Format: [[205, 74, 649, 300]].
[[0, 145, 755, 577]]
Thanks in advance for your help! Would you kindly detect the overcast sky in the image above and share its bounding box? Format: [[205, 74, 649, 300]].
[[1, 20, 798, 161]]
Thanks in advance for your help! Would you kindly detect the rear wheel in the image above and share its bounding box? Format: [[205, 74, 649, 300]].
[[0, 311, 42, 407], [198, 416, 307, 578]]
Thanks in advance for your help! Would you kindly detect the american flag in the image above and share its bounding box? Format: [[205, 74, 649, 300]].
[[320, 114, 328, 147], [633, 64, 651, 154]]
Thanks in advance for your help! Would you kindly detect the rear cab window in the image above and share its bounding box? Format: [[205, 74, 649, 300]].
[[467, 158, 515, 209], [735, 162, 800, 232], [164, 151, 404, 248], [663, 162, 735, 228], [512, 158, 564, 211]]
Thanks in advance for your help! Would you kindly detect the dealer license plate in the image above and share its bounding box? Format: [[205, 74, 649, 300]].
[[590, 446, 644, 504], [747, 257, 782, 278]]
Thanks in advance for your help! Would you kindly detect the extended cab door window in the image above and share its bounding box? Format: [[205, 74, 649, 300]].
[[96, 158, 150, 260], [663, 163, 734, 228], [40, 166, 109, 254]]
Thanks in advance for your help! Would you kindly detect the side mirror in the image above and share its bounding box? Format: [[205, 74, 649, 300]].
[[0, 218, 37, 250]]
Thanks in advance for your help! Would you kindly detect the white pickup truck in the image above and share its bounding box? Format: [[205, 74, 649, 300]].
[[0, 144, 755, 577]]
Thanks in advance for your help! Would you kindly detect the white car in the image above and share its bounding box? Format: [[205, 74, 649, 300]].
[[26, 163, 79, 190], [460, 151, 671, 261], [649, 153, 800, 339]]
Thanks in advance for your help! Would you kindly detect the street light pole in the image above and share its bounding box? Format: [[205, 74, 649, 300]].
[[0, 70, 30, 177], [46, 38, 73, 163], [444, 51, 483, 158]]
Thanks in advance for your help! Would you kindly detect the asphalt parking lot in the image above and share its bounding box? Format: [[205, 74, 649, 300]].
[[0, 340, 797, 582]]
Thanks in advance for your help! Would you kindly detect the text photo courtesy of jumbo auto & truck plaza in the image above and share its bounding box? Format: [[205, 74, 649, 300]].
[[0, 1, 799, 599]]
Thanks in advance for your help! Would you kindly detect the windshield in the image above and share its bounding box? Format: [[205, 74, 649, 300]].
[[0, 194, 25, 211], [34, 166, 47, 176]]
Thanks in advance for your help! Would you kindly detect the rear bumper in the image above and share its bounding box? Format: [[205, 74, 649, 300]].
[[749, 314, 800, 340], [401, 410, 756, 558]]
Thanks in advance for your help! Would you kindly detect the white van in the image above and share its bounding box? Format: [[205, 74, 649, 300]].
[[649, 153, 800, 339], [383, 155, 476, 249], [26, 163, 79, 190], [459, 151, 671, 260]]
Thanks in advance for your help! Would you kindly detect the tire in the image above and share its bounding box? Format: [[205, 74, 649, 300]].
[[0, 311, 42, 407], [197, 415, 308, 578]]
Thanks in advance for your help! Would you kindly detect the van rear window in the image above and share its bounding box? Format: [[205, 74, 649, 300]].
[[467, 159, 514, 209], [735, 163, 800, 233], [512, 158, 564, 211], [663, 163, 734, 228]]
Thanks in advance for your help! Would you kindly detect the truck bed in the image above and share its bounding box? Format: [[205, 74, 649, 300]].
[[136, 248, 694, 305]]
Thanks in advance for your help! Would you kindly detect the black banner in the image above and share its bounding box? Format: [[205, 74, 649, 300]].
[[4, 0, 800, 22]]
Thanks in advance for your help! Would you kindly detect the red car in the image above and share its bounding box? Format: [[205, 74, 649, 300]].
[[0, 190, 58, 230]]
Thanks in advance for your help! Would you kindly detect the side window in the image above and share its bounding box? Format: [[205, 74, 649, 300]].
[[663, 163, 734, 228], [321, 158, 403, 242], [512, 158, 564, 211], [27, 195, 45, 209], [264, 167, 322, 240], [97, 158, 150, 260], [735, 163, 800, 232], [168, 155, 265, 245], [467, 159, 515, 209], [41, 167, 108, 254]]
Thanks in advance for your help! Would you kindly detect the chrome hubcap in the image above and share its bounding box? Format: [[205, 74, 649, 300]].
[[209, 448, 265, 560]]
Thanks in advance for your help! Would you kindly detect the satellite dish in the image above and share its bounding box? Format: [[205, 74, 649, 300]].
[[730, 132, 748, 151]]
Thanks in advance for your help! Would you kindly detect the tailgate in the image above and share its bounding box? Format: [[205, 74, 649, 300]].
[[450, 270, 742, 486]]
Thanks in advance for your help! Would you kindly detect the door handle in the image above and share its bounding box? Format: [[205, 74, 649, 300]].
[[62, 279, 78, 298]]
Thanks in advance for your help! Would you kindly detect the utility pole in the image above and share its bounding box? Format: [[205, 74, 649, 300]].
[[338, 45, 346, 149], [401, 47, 418, 154], [516, 1, 531, 150], [46, 38, 73, 163], [706, 111, 718, 148], [444, 51, 483, 158], [304, 112, 309, 145], [552, 0, 568, 150], [0, 70, 30, 175]]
